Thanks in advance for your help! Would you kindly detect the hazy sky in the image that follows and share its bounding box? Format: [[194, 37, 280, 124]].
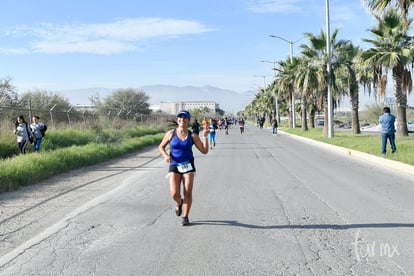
[[1, 0, 412, 106]]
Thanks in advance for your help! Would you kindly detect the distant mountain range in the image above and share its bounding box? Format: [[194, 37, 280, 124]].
[[59, 85, 254, 112]]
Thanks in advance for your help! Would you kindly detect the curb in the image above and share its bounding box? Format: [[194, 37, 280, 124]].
[[280, 131, 414, 178]]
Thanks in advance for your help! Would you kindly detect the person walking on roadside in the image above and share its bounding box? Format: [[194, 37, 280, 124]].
[[379, 106, 396, 156], [259, 116, 265, 129], [14, 115, 32, 154], [158, 110, 210, 226], [271, 116, 278, 136], [30, 115, 46, 152], [239, 117, 245, 135]]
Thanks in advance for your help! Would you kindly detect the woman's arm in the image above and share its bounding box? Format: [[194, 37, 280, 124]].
[[158, 130, 173, 162], [193, 128, 209, 154]]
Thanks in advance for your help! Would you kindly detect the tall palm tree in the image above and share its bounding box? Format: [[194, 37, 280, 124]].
[[294, 56, 323, 131], [335, 41, 362, 134], [274, 57, 300, 128], [361, 8, 414, 136], [300, 29, 351, 137], [260, 87, 274, 121]]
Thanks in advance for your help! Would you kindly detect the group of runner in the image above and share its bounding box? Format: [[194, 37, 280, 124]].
[[205, 116, 246, 143], [193, 116, 247, 149]]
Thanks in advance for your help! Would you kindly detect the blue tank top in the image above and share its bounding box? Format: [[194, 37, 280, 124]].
[[170, 129, 194, 165]]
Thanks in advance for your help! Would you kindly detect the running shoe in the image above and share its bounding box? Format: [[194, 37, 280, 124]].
[[175, 198, 183, 216], [182, 217, 190, 226]]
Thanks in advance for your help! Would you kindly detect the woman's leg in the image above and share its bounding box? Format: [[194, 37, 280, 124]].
[[169, 173, 182, 208], [34, 138, 42, 151], [181, 172, 194, 217], [18, 142, 23, 153], [19, 140, 28, 154]]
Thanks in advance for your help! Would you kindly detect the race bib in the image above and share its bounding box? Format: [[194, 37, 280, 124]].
[[177, 161, 193, 173]]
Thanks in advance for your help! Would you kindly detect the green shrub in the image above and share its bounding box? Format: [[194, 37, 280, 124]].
[[0, 126, 165, 159], [0, 131, 164, 193], [0, 129, 23, 157]]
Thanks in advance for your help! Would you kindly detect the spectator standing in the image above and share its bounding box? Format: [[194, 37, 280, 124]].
[[259, 117, 265, 129], [379, 106, 396, 156], [271, 117, 278, 136], [239, 117, 245, 135], [14, 115, 32, 154], [30, 116, 46, 152]]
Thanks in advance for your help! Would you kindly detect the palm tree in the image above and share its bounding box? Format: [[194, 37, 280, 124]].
[[334, 42, 362, 134], [294, 56, 323, 131], [245, 87, 273, 122], [260, 87, 274, 121], [361, 8, 414, 136], [274, 57, 300, 128], [354, 51, 380, 101], [300, 29, 352, 137], [363, 0, 414, 29]]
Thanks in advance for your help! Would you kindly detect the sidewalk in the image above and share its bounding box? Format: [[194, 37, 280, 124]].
[[281, 131, 414, 178]]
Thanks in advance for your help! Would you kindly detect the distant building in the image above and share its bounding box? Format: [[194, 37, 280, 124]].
[[149, 104, 160, 112], [74, 104, 96, 112], [159, 101, 217, 115]]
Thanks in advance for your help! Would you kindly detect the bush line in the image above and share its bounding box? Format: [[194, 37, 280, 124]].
[[0, 130, 164, 193]]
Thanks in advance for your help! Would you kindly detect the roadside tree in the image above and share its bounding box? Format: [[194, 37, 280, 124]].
[[361, 8, 414, 136], [93, 88, 151, 120]]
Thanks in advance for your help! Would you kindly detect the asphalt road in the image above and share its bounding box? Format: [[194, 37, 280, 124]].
[[1, 125, 414, 275]]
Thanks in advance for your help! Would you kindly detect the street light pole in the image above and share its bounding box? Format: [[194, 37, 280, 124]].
[[269, 35, 302, 128], [260, 60, 279, 124], [253, 74, 268, 90], [326, 0, 334, 138]]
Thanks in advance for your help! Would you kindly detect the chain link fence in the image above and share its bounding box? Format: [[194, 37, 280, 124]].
[[0, 104, 174, 131]]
